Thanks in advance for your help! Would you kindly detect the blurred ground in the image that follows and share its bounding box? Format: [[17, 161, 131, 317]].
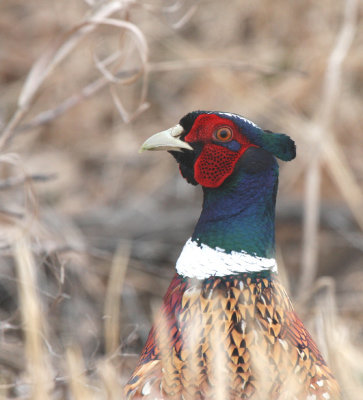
[[0, 0, 362, 398]]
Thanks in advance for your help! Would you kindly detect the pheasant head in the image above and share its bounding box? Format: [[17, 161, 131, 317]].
[[141, 110, 295, 188], [141, 111, 296, 261]]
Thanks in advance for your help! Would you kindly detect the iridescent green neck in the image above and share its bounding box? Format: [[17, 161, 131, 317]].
[[191, 159, 279, 258]]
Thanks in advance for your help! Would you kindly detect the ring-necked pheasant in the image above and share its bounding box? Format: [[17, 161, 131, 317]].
[[125, 111, 340, 399]]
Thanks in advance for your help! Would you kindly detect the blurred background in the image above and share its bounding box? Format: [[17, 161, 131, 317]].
[[0, 0, 362, 398]]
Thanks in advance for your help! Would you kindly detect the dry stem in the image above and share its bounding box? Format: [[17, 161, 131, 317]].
[[299, 0, 359, 298]]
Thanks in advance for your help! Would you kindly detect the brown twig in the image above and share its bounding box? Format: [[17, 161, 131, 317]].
[[0, 2, 134, 150], [104, 241, 130, 355], [14, 58, 303, 134], [14, 234, 53, 399]]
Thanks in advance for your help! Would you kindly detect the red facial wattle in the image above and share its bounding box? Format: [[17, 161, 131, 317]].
[[184, 114, 258, 188]]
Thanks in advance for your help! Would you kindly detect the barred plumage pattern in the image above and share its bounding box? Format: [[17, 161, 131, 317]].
[[125, 272, 340, 399]]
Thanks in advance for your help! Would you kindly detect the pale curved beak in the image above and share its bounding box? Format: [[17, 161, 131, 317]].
[[139, 124, 193, 153]]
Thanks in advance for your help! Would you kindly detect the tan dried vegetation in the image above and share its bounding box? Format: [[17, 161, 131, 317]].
[[0, 0, 362, 398]]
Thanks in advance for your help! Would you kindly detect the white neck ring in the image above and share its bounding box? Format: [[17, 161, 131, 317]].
[[176, 238, 277, 280]]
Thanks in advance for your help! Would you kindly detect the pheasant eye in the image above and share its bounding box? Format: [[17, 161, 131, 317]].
[[214, 126, 233, 142]]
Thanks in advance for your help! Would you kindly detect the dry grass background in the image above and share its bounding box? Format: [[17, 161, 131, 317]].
[[0, 0, 362, 398]]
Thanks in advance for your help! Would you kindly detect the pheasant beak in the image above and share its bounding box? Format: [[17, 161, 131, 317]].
[[139, 124, 193, 153]]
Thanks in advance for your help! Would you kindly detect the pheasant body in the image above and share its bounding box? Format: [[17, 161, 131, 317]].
[[127, 272, 338, 399], [125, 111, 340, 399]]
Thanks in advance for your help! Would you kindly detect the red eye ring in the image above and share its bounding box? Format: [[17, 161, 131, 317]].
[[214, 126, 233, 142]]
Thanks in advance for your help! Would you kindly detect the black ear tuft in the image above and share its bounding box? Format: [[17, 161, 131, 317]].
[[261, 130, 296, 161]]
